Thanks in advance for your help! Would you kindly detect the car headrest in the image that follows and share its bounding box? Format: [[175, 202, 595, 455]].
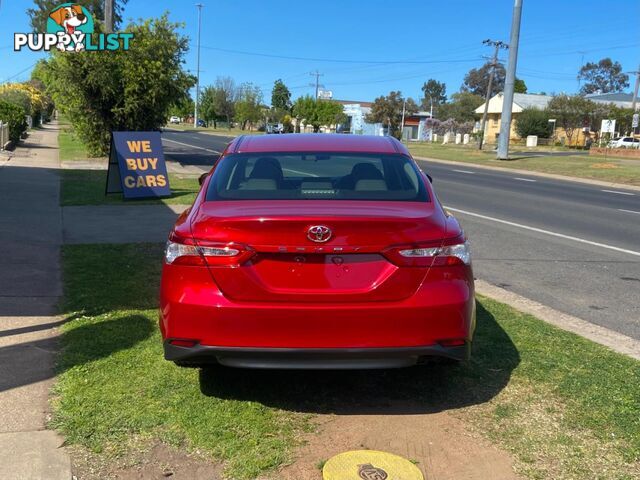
[[251, 157, 283, 182], [351, 162, 383, 180]]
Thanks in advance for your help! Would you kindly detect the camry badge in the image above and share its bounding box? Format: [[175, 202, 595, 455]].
[[307, 225, 332, 243]]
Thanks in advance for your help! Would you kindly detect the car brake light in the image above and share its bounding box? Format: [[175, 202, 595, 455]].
[[384, 236, 471, 267], [164, 232, 254, 267]]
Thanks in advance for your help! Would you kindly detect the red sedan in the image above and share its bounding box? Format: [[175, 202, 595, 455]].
[[160, 134, 475, 369]]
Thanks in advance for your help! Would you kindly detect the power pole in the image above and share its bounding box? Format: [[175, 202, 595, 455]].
[[310, 70, 324, 99], [104, 0, 114, 32], [478, 39, 508, 150], [630, 65, 640, 112], [630, 65, 640, 135], [193, 3, 204, 128], [497, 0, 524, 160], [400, 98, 406, 141]]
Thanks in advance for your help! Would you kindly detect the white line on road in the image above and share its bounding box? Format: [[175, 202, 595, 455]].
[[162, 138, 221, 154], [618, 209, 640, 215], [514, 177, 537, 182], [453, 169, 475, 174], [445, 206, 640, 257], [601, 189, 635, 196]]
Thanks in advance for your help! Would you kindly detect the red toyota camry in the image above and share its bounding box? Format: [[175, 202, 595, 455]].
[[159, 134, 475, 369]]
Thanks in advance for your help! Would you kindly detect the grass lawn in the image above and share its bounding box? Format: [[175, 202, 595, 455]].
[[58, 127, 99, 162], [408, 142, 640, 186], [54, 244, 640, 479], [60, 169, 200, 206]]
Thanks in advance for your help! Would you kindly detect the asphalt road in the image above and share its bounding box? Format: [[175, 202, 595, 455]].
[[161, 130, 640, 340]]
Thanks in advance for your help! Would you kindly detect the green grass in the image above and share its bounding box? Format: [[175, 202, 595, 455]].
[[408, 142, 640, 186], [60, 169, 200, 206], [58, 127, 96, 162], [54, 244, 640, 479]]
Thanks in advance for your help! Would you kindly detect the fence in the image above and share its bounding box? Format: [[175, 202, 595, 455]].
[[0, 121, 8, 150]]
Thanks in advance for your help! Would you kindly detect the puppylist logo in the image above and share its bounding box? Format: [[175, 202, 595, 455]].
[[14, 3, 133, 53]]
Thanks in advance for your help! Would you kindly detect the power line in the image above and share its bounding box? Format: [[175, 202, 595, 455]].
[[198, 45, 480, 65], [479, 39, 508, 150]]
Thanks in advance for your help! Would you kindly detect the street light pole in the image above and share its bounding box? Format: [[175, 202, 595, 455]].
[[194, 3, 204, 128], [497, 0, 524, 160]]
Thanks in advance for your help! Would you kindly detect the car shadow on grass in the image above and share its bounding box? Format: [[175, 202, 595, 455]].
[[0, 314, 154, 394], [198, 301, 519, 414]]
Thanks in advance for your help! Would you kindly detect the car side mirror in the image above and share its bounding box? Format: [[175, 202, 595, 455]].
[[198, 172, 208, 186], [426, 174, 433, 183]]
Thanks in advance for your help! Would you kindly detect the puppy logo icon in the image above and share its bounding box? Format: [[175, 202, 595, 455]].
[[14, 3, 132, 52], [46, 3, 93, 51]]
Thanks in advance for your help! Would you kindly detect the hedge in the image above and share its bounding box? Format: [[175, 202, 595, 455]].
[[0, 100, 28, 144]]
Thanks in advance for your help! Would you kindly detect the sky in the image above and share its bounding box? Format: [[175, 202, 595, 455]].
[[1, 0, 639, 104]]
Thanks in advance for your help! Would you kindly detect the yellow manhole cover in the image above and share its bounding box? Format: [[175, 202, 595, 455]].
[[323, 450, 423, 480]]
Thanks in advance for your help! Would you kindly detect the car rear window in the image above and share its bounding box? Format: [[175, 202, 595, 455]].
[[205, 152, 429, 202]]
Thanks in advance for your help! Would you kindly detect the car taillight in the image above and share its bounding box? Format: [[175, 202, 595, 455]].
[[384, 236, 471, 267], [164, 232, 254, 267]]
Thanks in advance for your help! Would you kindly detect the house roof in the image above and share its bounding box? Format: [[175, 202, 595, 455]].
[[475, 93, 554, 114], [585, 92, 634, 102], [476, 91, 639, 115]]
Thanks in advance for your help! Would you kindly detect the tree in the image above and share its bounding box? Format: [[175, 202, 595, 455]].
[[462, 62, 506, 97], [43, 15, 194, 155], [292, 96, 344, 133], [235, 83, 263, 130], [271, 79, 292, 113], [578, 58, 629, 95], [546, 95, 594, 145], [213, 76, 237, 128], [436, 92, 484, 123], [198, 87, 217, 126], [515, 108, 551, 138], [365, 91, 417, 139], [421, 79, 446, 110], [514, 78, 527, 94], [27, 0, 128, 32], [168, 96, 194, 121]]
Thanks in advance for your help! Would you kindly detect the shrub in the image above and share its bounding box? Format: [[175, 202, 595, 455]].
[[0, 100, 28, 144], [515, 107, 552, 138]]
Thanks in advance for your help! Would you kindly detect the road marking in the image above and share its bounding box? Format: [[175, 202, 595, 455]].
[[601, 189, 635, 196], [445, 206, 640, 257], [453, 169, 475, 174], [162, 138, 221, 154], [514, 177, 537, 182], [618, 208, 640, 215]]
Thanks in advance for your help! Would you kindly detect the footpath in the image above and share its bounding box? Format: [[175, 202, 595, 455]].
[[0, 123, 71, 479]]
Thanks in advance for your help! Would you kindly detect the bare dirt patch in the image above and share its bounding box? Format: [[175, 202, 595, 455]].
[[68, 441, 222, 480], [273, 412, 521, 480]]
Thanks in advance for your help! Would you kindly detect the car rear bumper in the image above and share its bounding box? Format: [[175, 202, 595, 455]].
[[164, 341, 471, 368], [159, 263, 476, 365]]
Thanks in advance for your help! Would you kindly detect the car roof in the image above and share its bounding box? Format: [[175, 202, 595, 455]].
[[227, 134, 409, 155]]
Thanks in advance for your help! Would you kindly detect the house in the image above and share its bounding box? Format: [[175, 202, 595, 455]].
[[402, 111, 432, 141], [475, 91, 639, 146], [474, 93, 555, 143]]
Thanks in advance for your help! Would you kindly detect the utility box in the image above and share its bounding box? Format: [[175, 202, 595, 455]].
[[526, 135, 538, 147]]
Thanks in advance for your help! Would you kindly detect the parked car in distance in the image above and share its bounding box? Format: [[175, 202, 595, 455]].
[[169, 116, 180, 124], [265, 123, 284, 134], [608, 137, 640, 148], [160, 134, 475, 369]]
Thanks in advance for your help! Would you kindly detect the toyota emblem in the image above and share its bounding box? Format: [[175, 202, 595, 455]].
[[307, 225, 332, 243]]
